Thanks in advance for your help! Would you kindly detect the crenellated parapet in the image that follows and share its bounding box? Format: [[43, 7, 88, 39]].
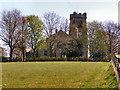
[[70, 12, 87, 20]]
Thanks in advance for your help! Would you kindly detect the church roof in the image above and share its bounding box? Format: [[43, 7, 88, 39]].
[[47, 30, 69, 39], [46, 30, 72, 44]]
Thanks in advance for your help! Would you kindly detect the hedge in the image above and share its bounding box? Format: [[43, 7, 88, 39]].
[[25, 57, 67, 62], [25, 57, 109, 62], [1, 57, 110, 62], [1, 57, 22, 62]]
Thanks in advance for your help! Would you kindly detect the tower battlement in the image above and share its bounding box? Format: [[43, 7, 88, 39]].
[[70, 12, 87, 20]]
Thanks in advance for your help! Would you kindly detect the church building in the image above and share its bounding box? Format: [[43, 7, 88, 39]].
[[36, 12, 88, 58]]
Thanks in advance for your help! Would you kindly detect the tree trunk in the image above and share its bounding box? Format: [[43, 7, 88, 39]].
[[33, 48, 36, 57], [49, 41, 53, 57], [108, 29, 112, 61], [22, 49, 24, 62], [10, 48, 13, 62], [50, 46, 53, 57]]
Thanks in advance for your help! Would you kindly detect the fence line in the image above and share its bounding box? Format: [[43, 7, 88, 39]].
[[0, 57, 2, 90], [111, 59, 120, 89]]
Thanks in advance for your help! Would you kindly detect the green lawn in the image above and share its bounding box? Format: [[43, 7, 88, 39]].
[[2, 62, 118, 88]]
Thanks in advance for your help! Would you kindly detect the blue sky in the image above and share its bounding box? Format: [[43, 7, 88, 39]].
[[0, 0, 119, 53]]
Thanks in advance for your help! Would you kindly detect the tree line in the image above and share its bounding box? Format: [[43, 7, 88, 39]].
[[0, 9, 120, 61], [0, 9, 69, 61], [88, 21, 120, 60]]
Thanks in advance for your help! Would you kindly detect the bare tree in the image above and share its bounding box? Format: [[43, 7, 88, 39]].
[[42, 12, 61, 37], [104, 21, 120, 60], [16, 16, 27, 61], [60, 18, 69, 33], [0, 9, 21, 61]]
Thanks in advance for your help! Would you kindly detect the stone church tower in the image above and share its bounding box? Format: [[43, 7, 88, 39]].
[[69, 12, 88, 58], [69, 12, 87, 38]]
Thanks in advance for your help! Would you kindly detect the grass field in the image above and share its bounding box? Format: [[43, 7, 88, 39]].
[[2, 62, 118, 88]]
